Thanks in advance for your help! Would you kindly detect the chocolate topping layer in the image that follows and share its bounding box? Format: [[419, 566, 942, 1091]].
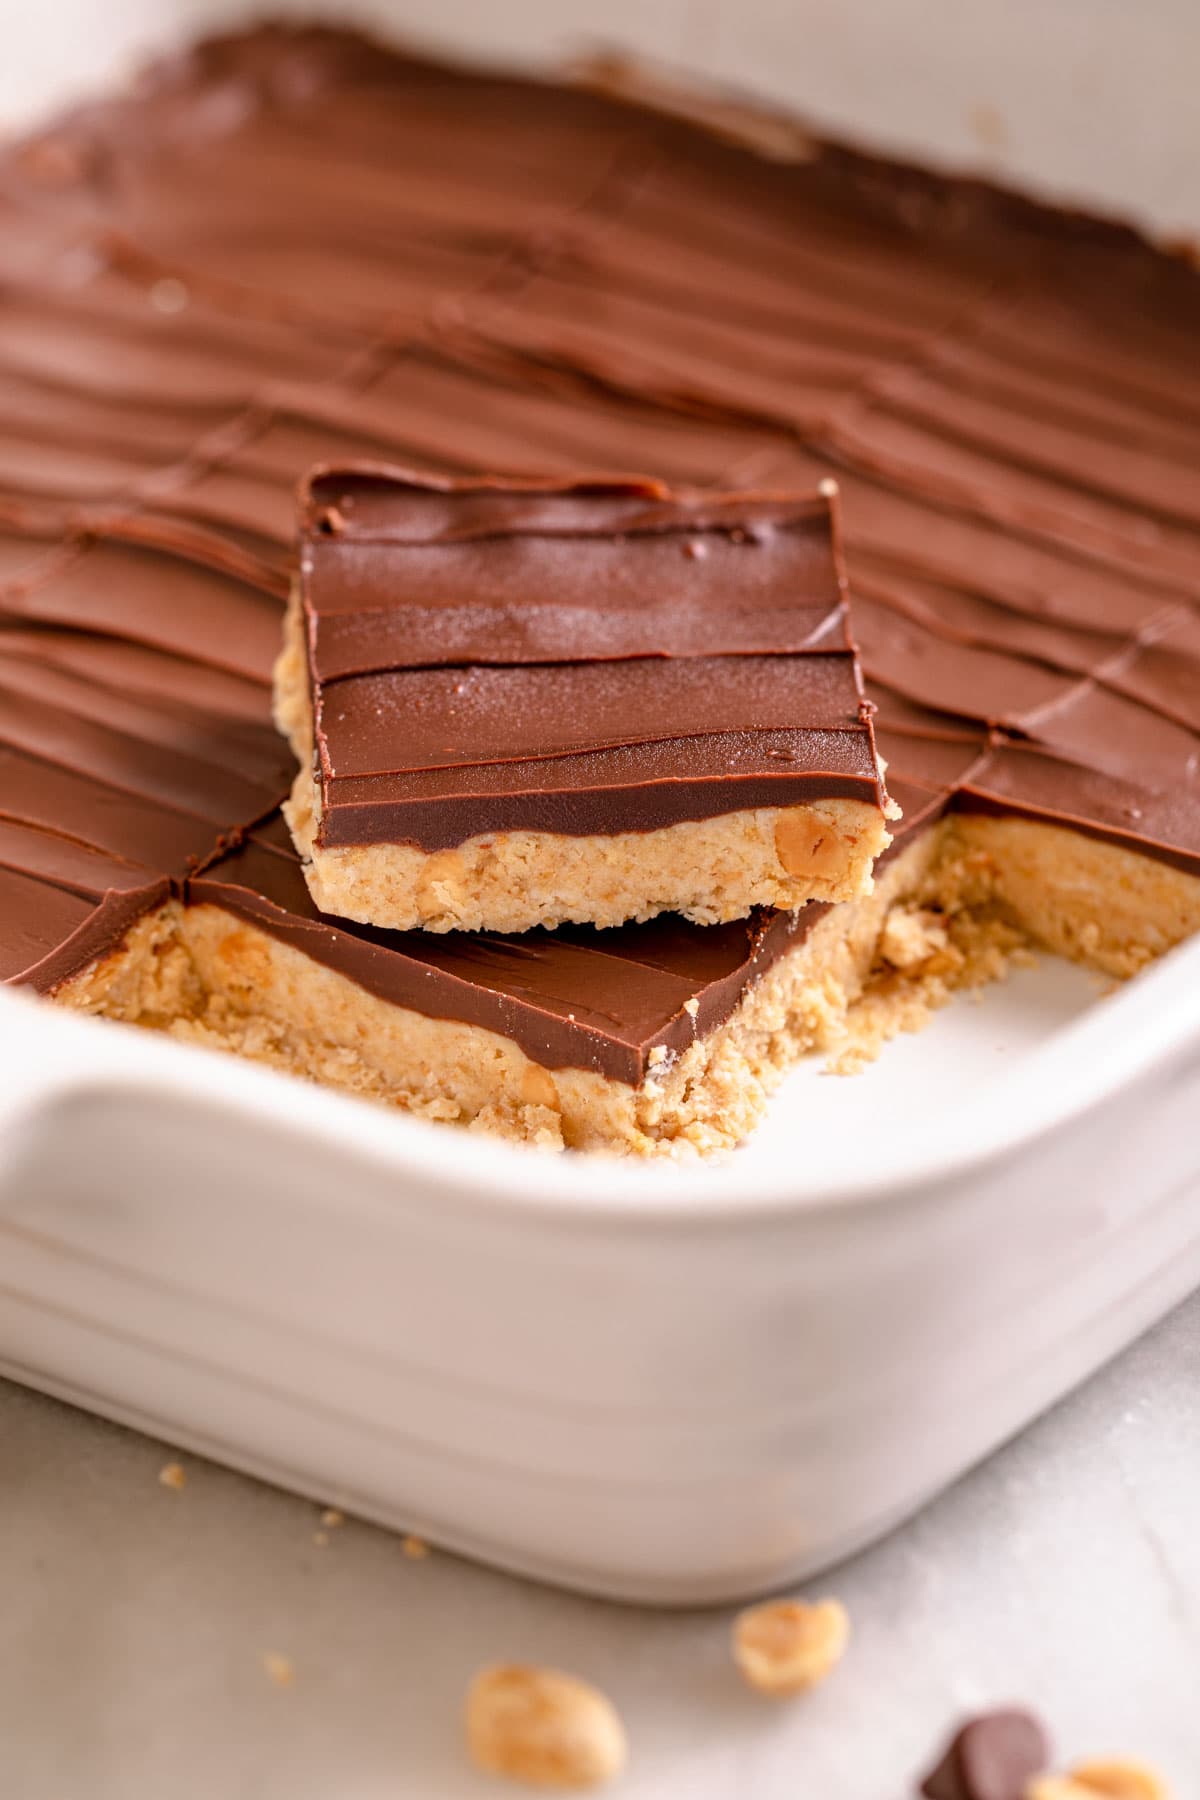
[[193, 817, 815, 1082], [1, 21, 1198, 1082], [299, 467, 881, 849]]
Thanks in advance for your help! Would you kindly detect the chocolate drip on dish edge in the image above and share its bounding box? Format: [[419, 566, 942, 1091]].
[[0, 20, 1198, 1082]]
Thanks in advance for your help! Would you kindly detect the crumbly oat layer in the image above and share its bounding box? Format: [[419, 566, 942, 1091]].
[[50, 814, 1200, 1157], [274, 592, 891, 933], [283, 766, 891, 932], [55, 904, 200, 1025], [941, 814, 1200, 979]]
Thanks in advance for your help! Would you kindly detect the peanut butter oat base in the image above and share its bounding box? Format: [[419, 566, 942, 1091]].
[[283, 763, 890, 934], [52, 816, 1200, 1158]]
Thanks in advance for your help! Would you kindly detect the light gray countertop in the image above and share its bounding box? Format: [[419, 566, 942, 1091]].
[[3, 1293, 1197, 1799]]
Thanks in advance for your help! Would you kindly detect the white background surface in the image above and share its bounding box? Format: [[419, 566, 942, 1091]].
[[3, 2, 1199, 1792], [4, 1294, 1199, 1798]]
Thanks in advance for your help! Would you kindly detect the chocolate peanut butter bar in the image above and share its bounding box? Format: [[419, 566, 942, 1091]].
[[276, 466, 892, 933], [2, 23, 1200, 1155]]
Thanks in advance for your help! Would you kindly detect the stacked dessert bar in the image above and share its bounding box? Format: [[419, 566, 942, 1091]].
[[279, 467, 891, 934], [2, 24, 1198, 1155]]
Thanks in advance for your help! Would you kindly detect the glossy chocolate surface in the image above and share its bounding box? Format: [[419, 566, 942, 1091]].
[[299, 467, 881, 848], [1, 22, 1198, 1080]]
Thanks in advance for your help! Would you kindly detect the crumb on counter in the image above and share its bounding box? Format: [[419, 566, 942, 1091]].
[[1028, 1759, 1173, 1800], [262, 1652, 295, 1688], [731, 1596, 850, 1696], [465, 1663, 627, 1790]]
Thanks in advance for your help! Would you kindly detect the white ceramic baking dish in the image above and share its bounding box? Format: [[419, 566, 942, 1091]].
[[2, 928, 1199, 1605], [3, 0, 1199, 1605]]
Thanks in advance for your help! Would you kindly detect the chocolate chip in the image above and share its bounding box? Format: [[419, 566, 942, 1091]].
[[920, 1710, 1052, 1800]]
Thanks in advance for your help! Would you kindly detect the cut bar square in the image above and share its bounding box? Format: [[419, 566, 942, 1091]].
[[275, 466, 893, 933]]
